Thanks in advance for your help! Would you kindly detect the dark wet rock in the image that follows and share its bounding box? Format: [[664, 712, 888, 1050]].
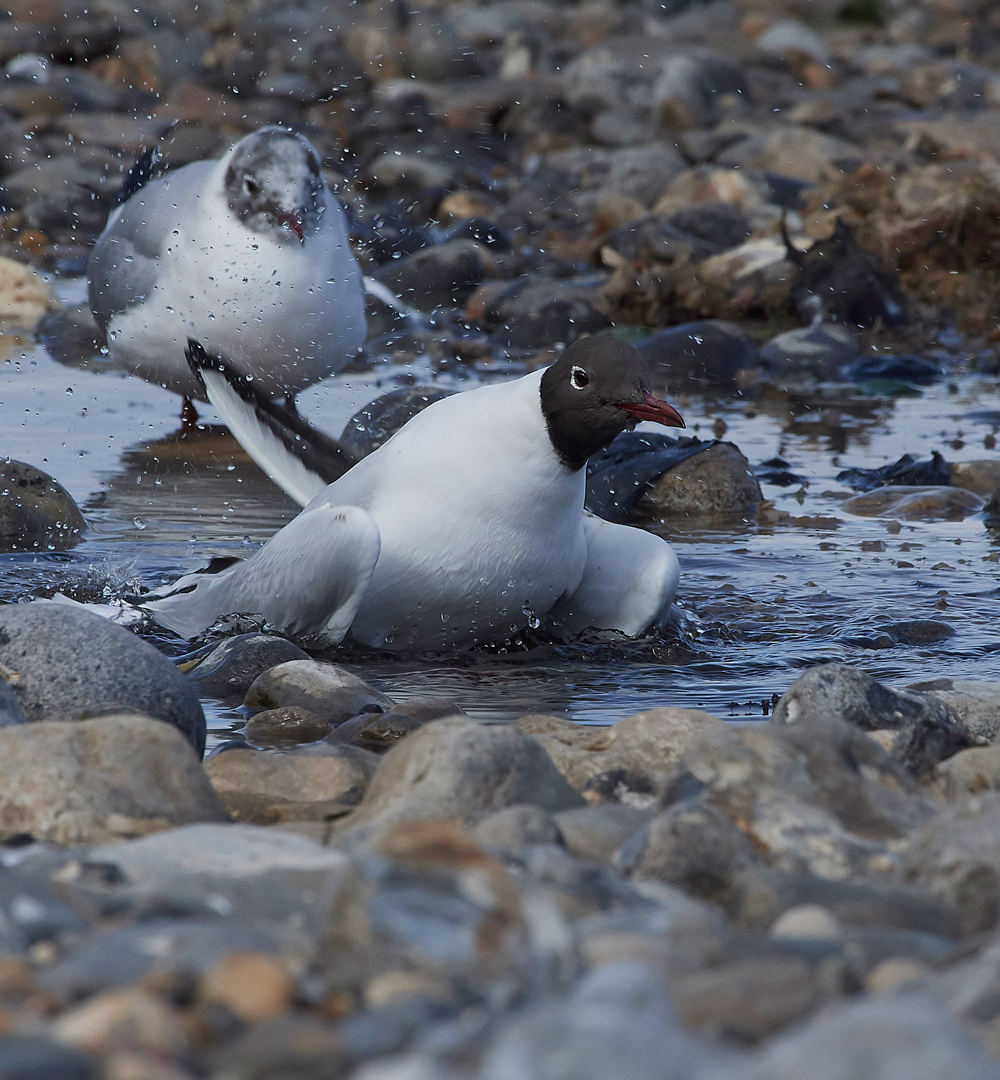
[[328, 697, 467, 754], [204, 744, 377, 823], [785, 219, 908, 329], [442, 216, 511, 250], [373, 239, 485, 312], [86, 822, 353, 932], [335, 717, 585, 842], [772, 664, 974, 776], [0, 602, 206, 755], [586, 433, 713, 523], [753, 457, 804, 487], [907, 679, 1000, 743], [885, 620, 955, 645], [189, 633, 309, 701], [485, 276, 610, 351], [664, 202, 752, 250], [473, 804, 561, 854], [481, 962, 715, 1080], [555, 805, 654, 863], [0, 1036, 99, 1080], [697, 996, 1000, 1080], [244, 660, 392, 727], [514, 708, 727, 802], [36, 303, 106, 367], [614, 802, 763, 910], [652, 49, 748, 130], [899, 793, 1000, 936], [603, 215, 720, 265], [636, 319, 759, 387], [670, 955, 817, 1042], [0, 677, 26, 727], [843, 354, 941, 385], [636, 441, 763, 522], [338, 386, 455, 461], [0, 713, 225, 844], [837, 452, 951, 492], [842, 486, 983, 520], [760, 320, 859, 378], [405, 11, 484, 82], [242, 706, 333, 747], [0, 460, 86, 552]]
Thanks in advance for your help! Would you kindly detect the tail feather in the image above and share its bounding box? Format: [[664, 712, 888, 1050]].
[[185, 339, 357, 507]]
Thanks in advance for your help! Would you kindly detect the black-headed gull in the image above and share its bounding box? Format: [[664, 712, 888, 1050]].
[[88, 127, 366, 404], [145, 335, 686, 651]]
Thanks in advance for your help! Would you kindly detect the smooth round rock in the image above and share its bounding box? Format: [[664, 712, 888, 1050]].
[[770, 904, 842, 941], [637, 442, 763, 520], [0, 602, 206, 756], [339, 387, 454, 461], [244, 660, 392, 726], [243, 706, 332, 747], [636, 320, 759, 388], [0, 460, 86, 552], [190, 634, 309, 701]]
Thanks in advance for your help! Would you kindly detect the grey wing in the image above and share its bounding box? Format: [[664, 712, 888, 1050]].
[[87, 161, 215, 332]]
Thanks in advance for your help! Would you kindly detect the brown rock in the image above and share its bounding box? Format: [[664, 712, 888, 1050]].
[[670, 956, 817, 1041], [52, 990, 189, 1055], [243, 707, 332, 747], [841, 486, 983, 520], [198, 953, 293, 1023], [638, 442, 763, 520], [0, 713, 226, 844], [203, 745, 378, 823], [950, 460, 1000, 497]]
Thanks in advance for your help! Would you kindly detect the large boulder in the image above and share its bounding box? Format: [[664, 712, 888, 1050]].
[[0, 602, 206, 755], [0, 713, 226, 844], [0, 460, 86, 552], [772, 664, 974, 776]]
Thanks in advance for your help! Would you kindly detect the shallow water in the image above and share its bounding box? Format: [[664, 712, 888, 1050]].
[[2, 279, 999, 750]]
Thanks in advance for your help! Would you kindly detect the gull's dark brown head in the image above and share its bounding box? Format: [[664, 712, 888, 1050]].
[[540, 334, 685, 471], [224, 127, 325, 245]]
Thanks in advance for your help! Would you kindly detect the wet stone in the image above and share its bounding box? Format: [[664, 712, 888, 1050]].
[[373, 239, 485, 313], [760, 321, 859, 379], [555, 805, 655, 863], [242, 706, 332, 747], [338, 387, 455, 461], [841, 485, 983, 520], [636, 319, 760, 388], [244, 660, 393, 727], [189, 634, 309, 701], [0, 460, 86, 552], [0, 601, 206, 755], [473, 804, 561, 854], [638, 442, 763, 522]]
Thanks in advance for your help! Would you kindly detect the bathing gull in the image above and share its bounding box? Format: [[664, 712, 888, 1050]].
[[145, 334, 686, 651]]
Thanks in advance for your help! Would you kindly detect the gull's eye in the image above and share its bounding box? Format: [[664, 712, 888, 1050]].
[[243, 176, 260, 197], [570, 366, 589, 390]]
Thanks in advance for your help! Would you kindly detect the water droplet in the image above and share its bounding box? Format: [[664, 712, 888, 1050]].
[[242, 535, 251, 546], [65, 386, 73, 395], [133, 517, 146, 529]]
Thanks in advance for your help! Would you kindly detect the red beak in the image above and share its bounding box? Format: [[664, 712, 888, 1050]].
[[279, 210, 304, 240], [617, 392, 686, 428]]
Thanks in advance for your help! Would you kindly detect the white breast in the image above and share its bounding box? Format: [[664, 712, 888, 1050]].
[[314, 372, 590, 650]]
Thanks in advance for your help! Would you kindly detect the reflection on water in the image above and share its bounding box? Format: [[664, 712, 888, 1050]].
[[2, 294, 999, 751]]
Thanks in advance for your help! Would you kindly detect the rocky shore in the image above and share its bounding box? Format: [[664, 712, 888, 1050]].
[[1, 0, 1000, 1073], [0, 603, 997, 1078]]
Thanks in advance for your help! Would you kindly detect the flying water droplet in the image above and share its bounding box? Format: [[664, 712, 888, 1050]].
[[133, 517, 146, 529]]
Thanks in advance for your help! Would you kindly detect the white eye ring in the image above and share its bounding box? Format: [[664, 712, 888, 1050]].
[[570, 365, 589, 390]]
